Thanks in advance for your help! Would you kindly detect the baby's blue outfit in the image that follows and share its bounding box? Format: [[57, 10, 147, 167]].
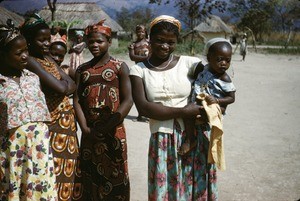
[[192, 65, 236, 103]]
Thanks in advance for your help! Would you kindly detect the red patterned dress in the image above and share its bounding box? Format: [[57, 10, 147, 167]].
[[36, 58, 82, 201], [76, 57, 130, 201]]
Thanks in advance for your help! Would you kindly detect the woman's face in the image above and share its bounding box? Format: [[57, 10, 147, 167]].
[[207, 43, 232, 75], [49, 43, 67, 66], [31, 28, 51, 55], [4, 37, 29, 71], [150, 29, 177, 60], [87, 32, 111, 57]]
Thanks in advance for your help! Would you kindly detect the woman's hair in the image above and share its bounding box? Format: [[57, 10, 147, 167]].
[[20, 13, 49, 43], [150, 21, 180, 40]]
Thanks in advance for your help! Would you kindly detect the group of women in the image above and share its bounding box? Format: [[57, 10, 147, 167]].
[[0, 13, 230, 201]]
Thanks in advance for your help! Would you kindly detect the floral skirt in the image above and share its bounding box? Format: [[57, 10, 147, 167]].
[[0, 122, 57, 201], [148, 121, 218, 201]]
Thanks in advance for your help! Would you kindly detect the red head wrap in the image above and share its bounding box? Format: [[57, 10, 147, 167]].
[[84, 19, 111, 37]]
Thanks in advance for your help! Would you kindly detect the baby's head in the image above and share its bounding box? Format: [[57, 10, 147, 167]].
[[204, 38, 232, 75]]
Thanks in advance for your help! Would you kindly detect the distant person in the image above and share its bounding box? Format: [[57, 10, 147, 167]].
[[240, 33, 247, 61], [69, 30, 86, 72], [179, 38, 236, 167], [73, 19, 133, 200], [128, 24, 150, 122], [0, 19, 57, 200]]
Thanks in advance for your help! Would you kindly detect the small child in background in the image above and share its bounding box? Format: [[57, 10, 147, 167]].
[[128, 24, 150, 122], [179, 38, 236, 156], [128, 25, 150, 63]]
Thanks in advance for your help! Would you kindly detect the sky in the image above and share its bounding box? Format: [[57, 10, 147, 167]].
[[0, 0, 174, 15]]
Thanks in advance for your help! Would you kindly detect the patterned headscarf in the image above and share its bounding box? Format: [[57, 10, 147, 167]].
[[0, 19, 21, 48], [84, 19, 111, 37], [51, 33, 67, 48], [20, 13, 46, 30], [150, 15, 181, 32], [204, 37, 232, 56]]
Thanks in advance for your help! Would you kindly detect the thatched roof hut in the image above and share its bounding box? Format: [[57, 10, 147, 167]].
[[38, 2, 123, 33], [182, 15, 233, 43], [0, 6, 24, 26]]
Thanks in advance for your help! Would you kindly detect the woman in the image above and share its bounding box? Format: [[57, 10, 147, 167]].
[[0, 20, 57, 200], [73, 20, 132, 200], [20, 14, 82, 201], [69, 30, 86, 72], [129, 15, 218, 200]]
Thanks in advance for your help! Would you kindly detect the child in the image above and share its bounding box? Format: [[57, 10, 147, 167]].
[[50, 33, 75, 79], [73, 19, 133, 200], [0, 20, 57, 200], [179, 38, 236, 157], [69, 30, 86, 72], [128, 24, 150, 122], [128, 24, 150, 63]]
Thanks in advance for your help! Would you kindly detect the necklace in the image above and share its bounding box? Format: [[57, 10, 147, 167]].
[[147, 54, 173, 70]]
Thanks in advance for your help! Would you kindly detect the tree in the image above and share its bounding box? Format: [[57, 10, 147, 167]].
[[49, 19, 82, 41], [149, 0, 227, 31], [229, 0, 274, 41], [116, 7, 155, 32], [47, 0, 57, 22]]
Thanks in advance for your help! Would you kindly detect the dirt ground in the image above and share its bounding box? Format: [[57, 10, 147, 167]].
[[73, 50, 300, 201]]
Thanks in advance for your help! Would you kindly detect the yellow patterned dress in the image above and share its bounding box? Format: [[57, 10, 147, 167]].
[[36, 58, 82, 201]]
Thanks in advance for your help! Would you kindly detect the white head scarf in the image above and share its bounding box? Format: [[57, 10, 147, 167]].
[[204, 37, 232, 56]]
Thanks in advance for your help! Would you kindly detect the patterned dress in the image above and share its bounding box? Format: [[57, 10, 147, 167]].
[[76, 57, 130, 201], [36, 58, 82, 201], [0, 70, 57, 200]]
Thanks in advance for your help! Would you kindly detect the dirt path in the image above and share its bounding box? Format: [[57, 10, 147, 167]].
[[73, 51, 300, 201]]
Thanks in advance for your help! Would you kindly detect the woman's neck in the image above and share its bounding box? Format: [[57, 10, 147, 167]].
[[92, 52, 111, 67]]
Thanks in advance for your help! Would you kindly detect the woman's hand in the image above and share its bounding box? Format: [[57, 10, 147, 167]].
[[182, 103, 203, 118]]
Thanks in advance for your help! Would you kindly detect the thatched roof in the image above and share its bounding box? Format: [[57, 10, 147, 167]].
[[38, 2, 123, 32], [0, 6, 24, 26], [194, 15, 233, 33]]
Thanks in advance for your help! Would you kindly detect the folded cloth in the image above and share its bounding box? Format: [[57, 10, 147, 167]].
[[199, 94, 225, 170]]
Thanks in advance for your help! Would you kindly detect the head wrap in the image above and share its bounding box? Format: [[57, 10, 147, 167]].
[[20, 13, 46, 30], [204, 37, 232, 55], [51, 33, 67, 46], [0, 19, 21, 48], [84, 19, 111, 37], [75, 30, 84, 37], [150, 15, 181, 32]]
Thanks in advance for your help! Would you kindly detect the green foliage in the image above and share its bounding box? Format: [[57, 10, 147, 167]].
[[116, 7, 154, 32]]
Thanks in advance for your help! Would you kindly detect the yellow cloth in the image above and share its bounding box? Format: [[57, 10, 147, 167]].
[[202, 99, 226, 170]]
